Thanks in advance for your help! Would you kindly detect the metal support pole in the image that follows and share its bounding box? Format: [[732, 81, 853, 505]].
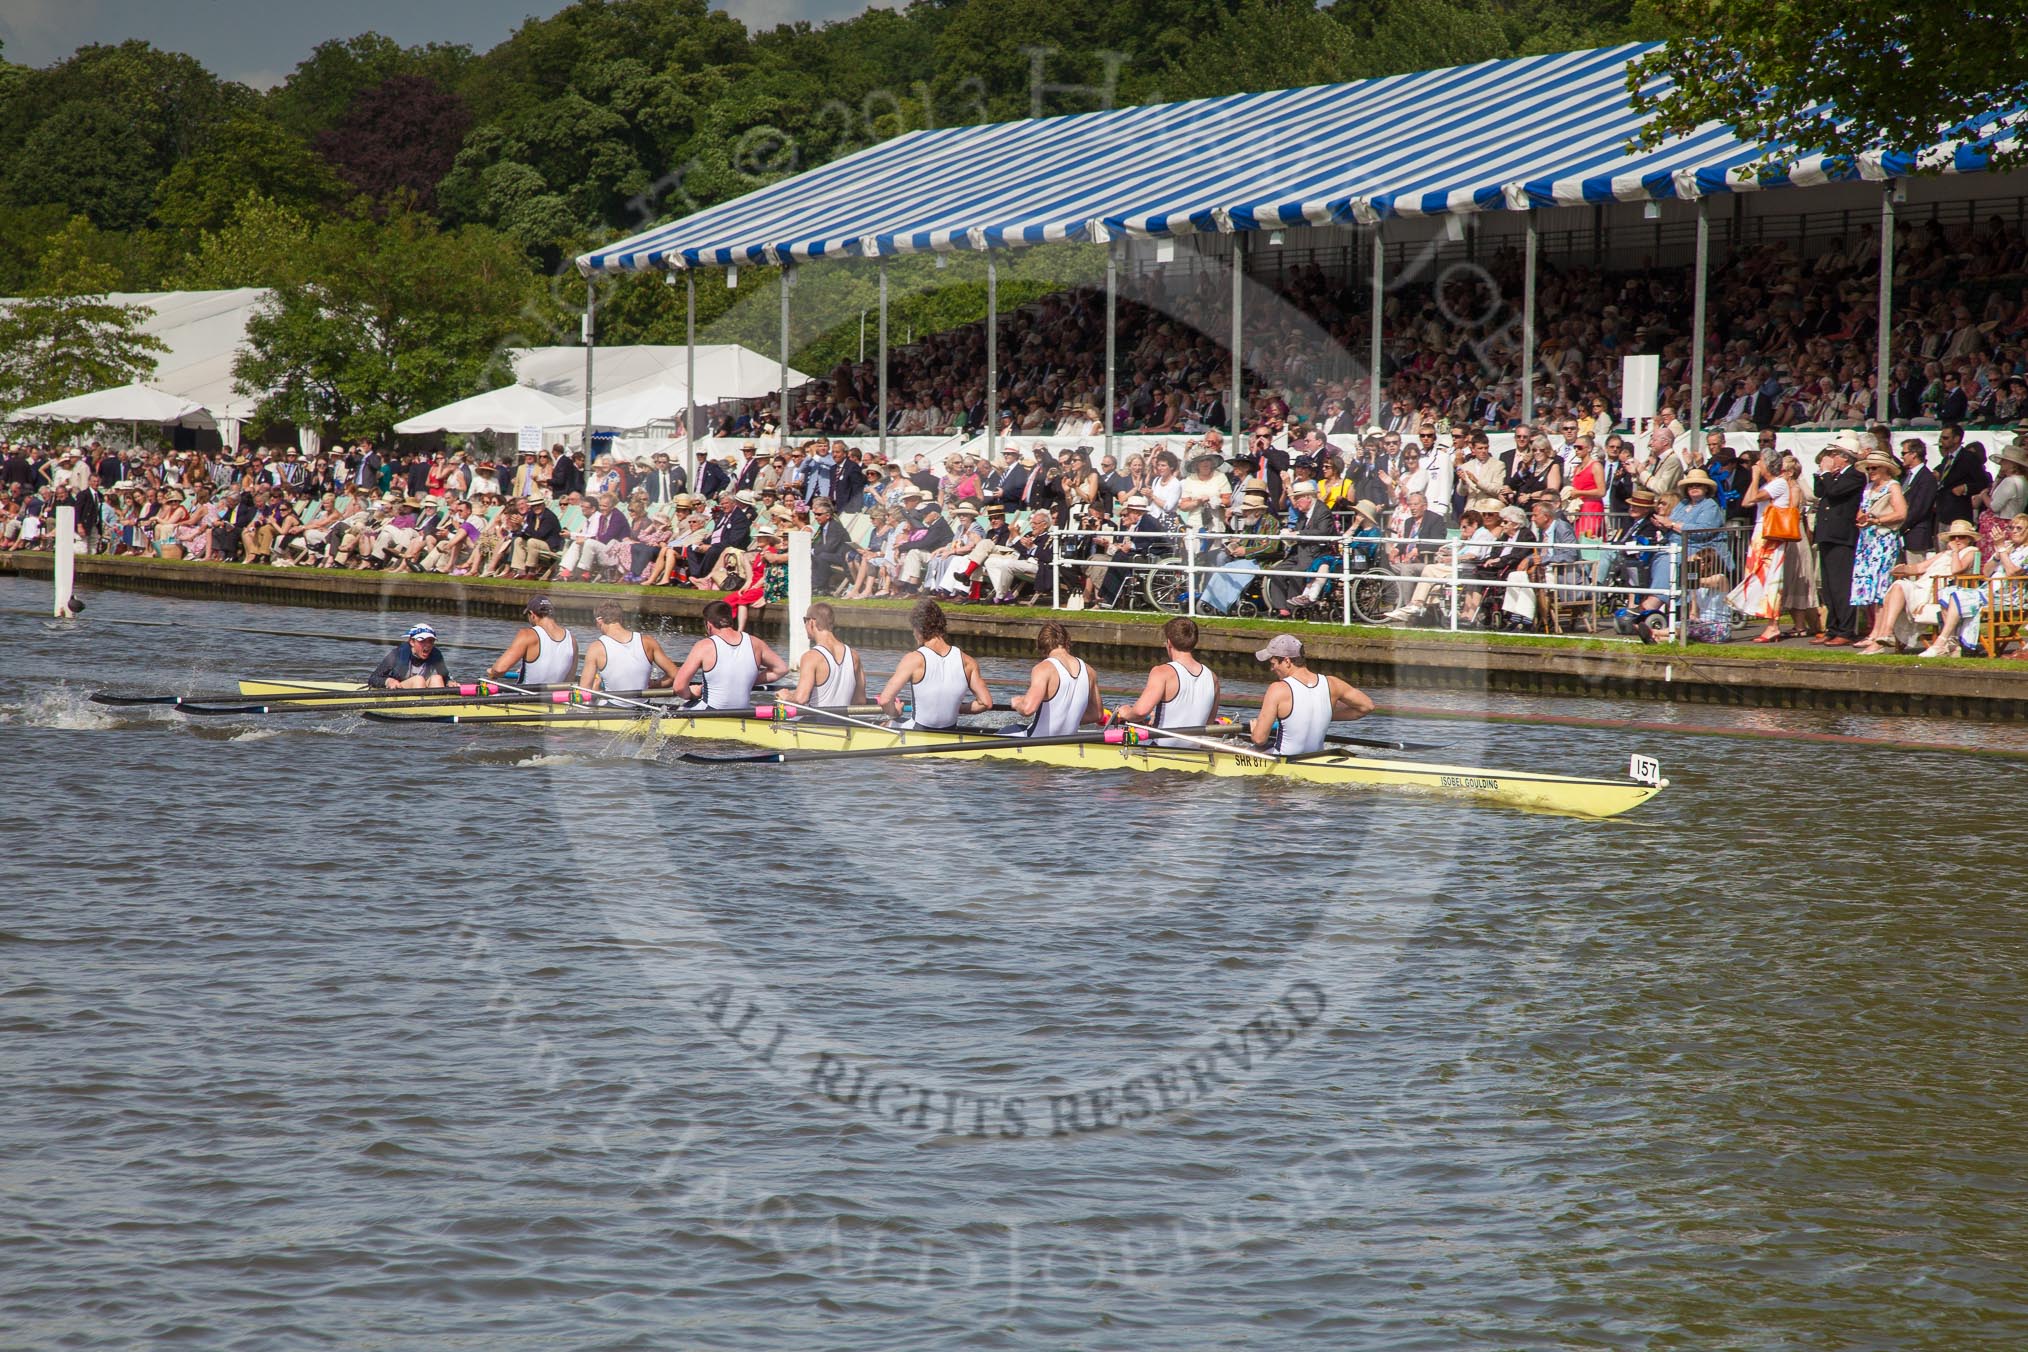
[[685, 271, 698, 473], [1340, 543, 1353, 626], [986, 255, 998, 461], [1689, 199, 1709, 444], [53, 504, 75, 617], [1674, 540, 1688, 647], [1185, 539, 1197, 617], [1877, 183, 1896, 423], [1230, 233, 1244, 446], [1104, 244, 1117, 460], [778, 265, 791, 450], [877, 260, 889, 463], [786, 529, 812, 663], [1521, 213, 1537, 424], [582, 282, 595, 456], [1368, 226, 1384, 426]]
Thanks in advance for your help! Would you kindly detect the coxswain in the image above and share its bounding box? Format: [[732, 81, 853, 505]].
[[482, 594, 576, 687], [580, 600, 681, 693], [876, 598, 992, 729], [668, 598, 789, 709], [1248, 633, 1373, 755], [1111, 615, 1221, 742], [1008, 619, 1100, 737], [787, 601, 864, 707], [369, 623, 449, 689]]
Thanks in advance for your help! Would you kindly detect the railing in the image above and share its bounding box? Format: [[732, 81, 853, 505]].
[[1049, 524, 1688, 643]]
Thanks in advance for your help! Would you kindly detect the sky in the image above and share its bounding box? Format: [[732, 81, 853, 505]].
[[0, 0, 876, 88]]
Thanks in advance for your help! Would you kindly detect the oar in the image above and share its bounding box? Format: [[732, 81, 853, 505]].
[[91, 680, 603, 709], [1114, 720, 1283, 762], [366, 703, 887, 727], [1180, 720, 1438, 755], [176, 688, 632, 717], [679, 722, 1215, 767]]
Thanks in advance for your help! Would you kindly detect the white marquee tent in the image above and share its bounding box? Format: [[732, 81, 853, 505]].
[[392, 384, 579, 436]]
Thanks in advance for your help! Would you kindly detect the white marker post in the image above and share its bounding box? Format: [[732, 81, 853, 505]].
[[786, 529, 812, 664], [53, 505, 76, 618]]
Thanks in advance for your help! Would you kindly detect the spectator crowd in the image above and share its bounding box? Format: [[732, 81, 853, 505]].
[[3, 409, 2023, 657]]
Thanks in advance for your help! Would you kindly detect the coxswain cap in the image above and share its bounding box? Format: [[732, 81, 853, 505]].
[[407, 624, 437, 642]]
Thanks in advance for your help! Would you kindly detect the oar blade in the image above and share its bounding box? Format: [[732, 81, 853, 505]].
[[176, 703, 271, 716], [89, 693, 179, 706]]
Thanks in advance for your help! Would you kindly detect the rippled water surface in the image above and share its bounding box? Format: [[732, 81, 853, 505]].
[[5, 576, 2027, 1349]]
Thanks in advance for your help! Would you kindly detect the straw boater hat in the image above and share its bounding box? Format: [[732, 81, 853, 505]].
[[1628, 489, 1658, 509], [952, 501, 980, 517], [1943, 518, 1980, 541], [1828, 429, 1866, 458], [1288, 479, 1319, 497], [1678, 469, 1717, 492]]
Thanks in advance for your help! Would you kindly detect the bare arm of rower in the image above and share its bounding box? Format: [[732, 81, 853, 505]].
[[789, 649, 825, 704], [848, 651, 866, 705], [1249, 681, 1293, 747], [961, 653, 994, 716], [1082, 666, 1104, 727], [1118, 664, 1178, 722], [578, 640, 607, 691], [1326, 675, 1376, 721], [1008, 660, 1055, 718], [641, 635, 681, 688], [483, 627, 539, 680], [749, 636, 791, 685], [668, 637, 714, 700], [877, 651, 924, 719]]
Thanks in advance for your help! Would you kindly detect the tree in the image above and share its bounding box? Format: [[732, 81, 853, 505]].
[[6, 102, 160, 231], [314, 75, 474, 211], [170, 195, 316, 289], [1629, 2, 2028, 172], [267, 34, 473, 139], [233, 207, 535, 439], [154, 114, 342, 231], [0, 217, 166, 415]]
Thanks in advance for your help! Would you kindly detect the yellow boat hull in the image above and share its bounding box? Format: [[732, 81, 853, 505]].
[[246, 680, 1667, 819]]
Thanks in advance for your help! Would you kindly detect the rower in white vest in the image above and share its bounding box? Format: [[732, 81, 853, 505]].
[[787, 601, 865, 708], [1248, 633, 1374, 756], [580, 599, 681, 693], [482, 594, 576, 686], [876, 598, 993, 730], [1112, 615, 1221, 744], [669, 599, 791, 710], [1009, 620, 1101, 737]]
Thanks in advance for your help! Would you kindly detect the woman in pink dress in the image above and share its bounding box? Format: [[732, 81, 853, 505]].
[[1567, 443, 1606, 538]]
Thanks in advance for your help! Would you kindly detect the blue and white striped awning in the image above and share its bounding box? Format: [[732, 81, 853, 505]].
[[580, 42, 2017, 274]]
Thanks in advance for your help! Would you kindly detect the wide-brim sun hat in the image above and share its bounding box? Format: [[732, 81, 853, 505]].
[[1943, 518, 1980, 541], [1678, 469, 1717, 491]]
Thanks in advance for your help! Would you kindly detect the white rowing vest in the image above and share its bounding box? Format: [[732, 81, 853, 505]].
[[809, 640, 856, 707], [1155, 659, 1217, 741], [701, 632, 758, 710], [595, 630, 650, 693], [1276, 672, 1331, 756], [908, 644, 966, 729], [1027, 655, 1089, 738], [523, 624, 576, 685]]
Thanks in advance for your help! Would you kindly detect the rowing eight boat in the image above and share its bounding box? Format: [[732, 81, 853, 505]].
[[239, 680, 1667, 819]]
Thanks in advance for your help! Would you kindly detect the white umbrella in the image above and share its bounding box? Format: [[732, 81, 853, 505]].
[[393, 384, 579, 435], [6, 382, 208, 424]]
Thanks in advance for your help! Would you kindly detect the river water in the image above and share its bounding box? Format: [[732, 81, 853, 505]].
[[5, 575, 2027, 1349]]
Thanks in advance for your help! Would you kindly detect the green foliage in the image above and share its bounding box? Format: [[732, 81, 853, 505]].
[[154, 114, 344, 231], [0, 218, 167, 415], [169, 195, 316, 290], [233, 208, 537, 440], [1631, 1, 2028, 172], [266, 34, 474, 139]]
